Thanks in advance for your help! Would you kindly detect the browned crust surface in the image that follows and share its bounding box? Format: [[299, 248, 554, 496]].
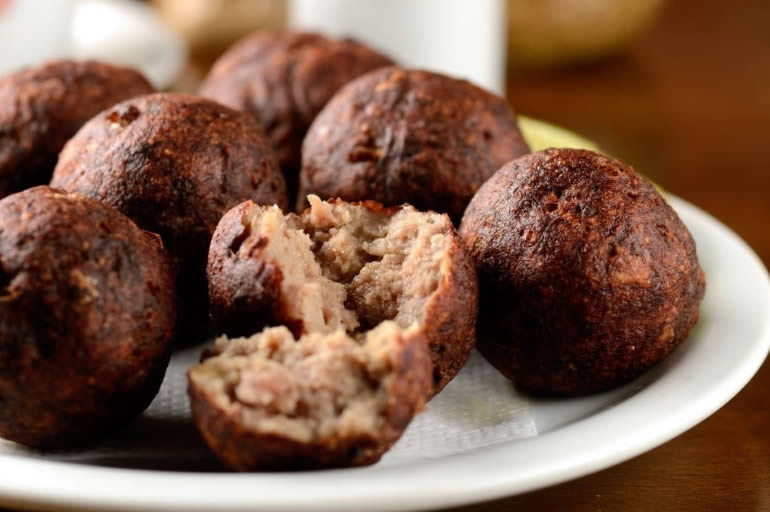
[[420, 233, 479, 392], [299, 66, 530, 221], [459, 148, 706, 395], [0, 186, 177, 448], [0, 59, 153, 198], [188, 327, 431, 471], [50, 92, 287, 337], [200, 31, 394, 193]]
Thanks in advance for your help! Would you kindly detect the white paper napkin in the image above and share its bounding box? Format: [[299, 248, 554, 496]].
[[382, 351, 536, 465], [0, 345, 536, 471]]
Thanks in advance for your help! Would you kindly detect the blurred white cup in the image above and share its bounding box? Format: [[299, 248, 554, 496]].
[[0, 0, 76, 75], [0, 0, 185, 88], [70, 0, 186, 88], [289, 0, 507, 95]]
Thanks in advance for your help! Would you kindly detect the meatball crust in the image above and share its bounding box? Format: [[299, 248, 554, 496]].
[[459, 149, 706, 394], [0, 186, 177, 448], [299, 66, 530, 221], [0, 60, 153, 197], [51, 93, 287, 336], [200, 31, 394, 192]]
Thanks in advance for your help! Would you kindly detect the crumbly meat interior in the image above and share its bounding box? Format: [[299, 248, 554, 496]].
[[190, 321, 410, 441], [245, 204, 359, 334], [247, 194, 453, 334]]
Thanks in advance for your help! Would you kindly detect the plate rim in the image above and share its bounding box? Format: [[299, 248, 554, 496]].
[[0, 196, 768, 512]]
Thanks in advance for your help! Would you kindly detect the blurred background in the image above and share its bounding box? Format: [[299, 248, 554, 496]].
[[3, 0, 763, 262], [1, 0, 768, 509], [146, 0, 764, 270]]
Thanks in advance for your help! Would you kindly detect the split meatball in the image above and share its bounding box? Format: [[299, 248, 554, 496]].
[[188, 321, 431, 470], [207, 195, 478, 394]]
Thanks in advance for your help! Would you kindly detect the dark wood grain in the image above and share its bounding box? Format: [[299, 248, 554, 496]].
[[454, 0, 770, 510]]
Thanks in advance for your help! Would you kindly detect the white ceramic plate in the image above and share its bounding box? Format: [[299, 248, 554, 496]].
[[0, 196, 768, 512]]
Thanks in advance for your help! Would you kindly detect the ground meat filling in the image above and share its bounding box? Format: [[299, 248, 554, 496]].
[[242, 204, 359, 334], [243, 194, 453, 334], [191, 322, 411, 442]]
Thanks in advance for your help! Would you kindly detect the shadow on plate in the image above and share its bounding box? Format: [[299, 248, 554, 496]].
[[49, 415, 225, 472]]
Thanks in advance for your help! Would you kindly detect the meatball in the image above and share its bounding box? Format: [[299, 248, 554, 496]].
[[199, 31, 394, 196], [51, 93, 287, 338], [459, 149, 706, 395], [188, 321, 432, 471], [208, 195, 478, 395], [299, 67, 530, 221], [0, 186, 176, 449], [0, 60, 153, 198]]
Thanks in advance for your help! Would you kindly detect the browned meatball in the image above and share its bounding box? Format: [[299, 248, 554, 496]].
[[299, 67, 530, 221], [51, 93, 287, 338], [199, 31, 394, 195], [0, 60, 153, 198], [207, 195, 478, 394], [459, 149, 706, 395], [188, 321, 432, 471], [0, 186, 176, 449]]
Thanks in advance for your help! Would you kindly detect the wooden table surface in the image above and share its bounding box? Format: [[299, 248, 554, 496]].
[[452, 0, 770, 510]]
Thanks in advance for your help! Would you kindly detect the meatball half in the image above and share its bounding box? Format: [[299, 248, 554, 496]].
[[0, 186, 176, 448], [207, 195, 478, 394], [188, 321, 432, 471], [299, 67, 530, 221], [459, 149, 706, 394], [200, 31, 394, 195], [51, 93, 287, 338], [0, 60, 153, 198]]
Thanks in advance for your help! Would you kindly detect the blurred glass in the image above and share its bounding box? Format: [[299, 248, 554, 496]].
[[153, 0, 286, 59], [507, 0, 665, 68], [290, 0, 507, 94]]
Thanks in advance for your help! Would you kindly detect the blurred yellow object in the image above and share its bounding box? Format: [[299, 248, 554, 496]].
[[507, 0, 665, 68], [518, 116, 664, 195], [518, 115, 599, 152], [153, 0, 286, 55]]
